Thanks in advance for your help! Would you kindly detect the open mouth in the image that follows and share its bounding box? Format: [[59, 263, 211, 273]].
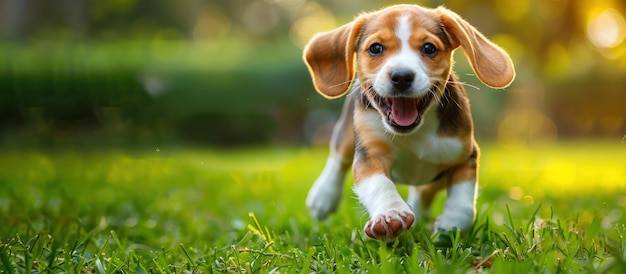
[[371, 91, 434, 133]]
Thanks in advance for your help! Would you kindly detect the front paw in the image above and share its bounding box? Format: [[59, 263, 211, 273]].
[[364, 207, 415, 241], [306, 181, 342, 220]]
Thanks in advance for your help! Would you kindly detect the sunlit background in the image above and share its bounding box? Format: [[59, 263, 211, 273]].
[[1, 0, 625, 145], [1, 2, 626, 270], [1, 0, 625, 195]]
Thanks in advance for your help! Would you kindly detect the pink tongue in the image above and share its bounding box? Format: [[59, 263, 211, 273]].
[[391, 98, 418, 126]]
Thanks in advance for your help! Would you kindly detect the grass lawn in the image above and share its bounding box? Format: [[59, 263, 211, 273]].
[[1, 141, 625, 273]]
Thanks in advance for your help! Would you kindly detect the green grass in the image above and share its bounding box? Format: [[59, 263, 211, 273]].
[[1, 142, 625, 273]]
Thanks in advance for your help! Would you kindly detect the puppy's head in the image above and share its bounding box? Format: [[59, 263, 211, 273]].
[[303, 5, 515, 134]]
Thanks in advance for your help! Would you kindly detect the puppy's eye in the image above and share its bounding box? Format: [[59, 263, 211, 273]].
[[368, 43, 384, 56], [422, 43, 437, 56]]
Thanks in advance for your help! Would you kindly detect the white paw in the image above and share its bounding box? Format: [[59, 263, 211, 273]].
[[306, 158, 345, 220], [354, 174, 415, 241], [306, 179, 342, 220], [365, 202, 415, 241], [433, 206, 474, 232], [434, 180, 477, 232]]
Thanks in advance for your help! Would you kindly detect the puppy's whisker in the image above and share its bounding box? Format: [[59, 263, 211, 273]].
[[327, 80, 355, 90], [442, 85, 462, 110], [448, 80, 480, 91], [429, 83, 445, 107], [436, 85, 448, 106]]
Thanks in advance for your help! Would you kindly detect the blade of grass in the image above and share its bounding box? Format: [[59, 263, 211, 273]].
[[95, 257, 106, 274], [525, 203, 542, 232], [1, 243, 16, 274], [379, 242, 394, 273], [179, 243, 198, 271], [301, 247, 317, 273], [505, 205, 516, 234], [109, 230, 126, 253], [45, 238, 60, 271], [151, 257, 168, 274]]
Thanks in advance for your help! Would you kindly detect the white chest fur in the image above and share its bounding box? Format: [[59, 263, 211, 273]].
[[389, 113, 464, 185]]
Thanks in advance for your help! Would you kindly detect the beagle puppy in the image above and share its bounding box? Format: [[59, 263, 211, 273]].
[[303, 4, 515, 241]]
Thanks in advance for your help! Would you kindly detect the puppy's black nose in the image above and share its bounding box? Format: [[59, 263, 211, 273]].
[[390, 70, 415, 90]]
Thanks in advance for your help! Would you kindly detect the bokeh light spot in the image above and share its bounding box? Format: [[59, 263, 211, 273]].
[[498, 109, 558, 149], [586, 8, 626, 49], [543, 43, 570, 78], [494, 0, 529, 22], [522, 195, 535, 206], [289, 2, 337, 48], [192, 7, 231, 41], [508, 186, 524, 200], [242, 0, 281, 35], [265, 0, 307, 11]]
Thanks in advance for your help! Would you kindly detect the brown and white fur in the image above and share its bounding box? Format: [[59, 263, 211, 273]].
[[303, 4, 515, 241]]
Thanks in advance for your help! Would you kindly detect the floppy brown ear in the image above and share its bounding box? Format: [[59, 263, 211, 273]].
[[303, 17, 367, 98], [438, 7, 515, 89]]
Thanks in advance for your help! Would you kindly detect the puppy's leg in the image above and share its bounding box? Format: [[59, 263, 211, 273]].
[[306, 95, 355, 220], [407, 180, 446, 220], [434, 148, 479, 232], [352, 116, 414, 241], [354, 173, 415, 241]]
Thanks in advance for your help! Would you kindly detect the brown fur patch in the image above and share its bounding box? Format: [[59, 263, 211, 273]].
[[352, 103, 393, 183], [436, 73, 473, 137]]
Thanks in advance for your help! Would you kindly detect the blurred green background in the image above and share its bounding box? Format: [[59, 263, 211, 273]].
[[1, 0, 625, 147]]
